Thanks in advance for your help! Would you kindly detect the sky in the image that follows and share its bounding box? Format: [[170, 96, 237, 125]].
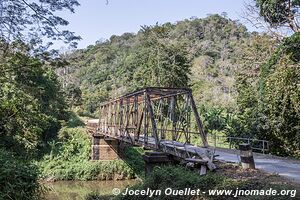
[[56, 0, 254, 49]]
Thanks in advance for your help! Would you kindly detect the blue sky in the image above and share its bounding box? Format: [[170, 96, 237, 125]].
[[57, 0, 253, 49]]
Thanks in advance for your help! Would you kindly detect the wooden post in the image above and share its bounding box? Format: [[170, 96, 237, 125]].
[[200, 165, 207, 175], [239, 143, 255, 169]]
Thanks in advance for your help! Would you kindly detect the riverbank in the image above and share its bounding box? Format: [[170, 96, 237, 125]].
[[37, 114, 299, 200], [87, 162, 300, 200], [37, 125, 145, 181], [43, 179, 139, 200]]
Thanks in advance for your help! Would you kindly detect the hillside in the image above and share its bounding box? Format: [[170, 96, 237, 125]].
[[1, 1, 299, 199], [57, 15, 300, 157], [58, 14, 269, 114]]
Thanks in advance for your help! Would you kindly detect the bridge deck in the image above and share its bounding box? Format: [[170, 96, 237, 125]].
[[88, 120, 216, 170]]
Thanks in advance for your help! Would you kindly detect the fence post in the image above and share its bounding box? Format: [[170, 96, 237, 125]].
[[239, 143, 255, 169]]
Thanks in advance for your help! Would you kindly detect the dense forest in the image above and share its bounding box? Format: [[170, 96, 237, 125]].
[[0, 0, 299, 199]]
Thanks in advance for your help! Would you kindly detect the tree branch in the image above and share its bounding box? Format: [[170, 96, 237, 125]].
[[20, 0, 61, 34]]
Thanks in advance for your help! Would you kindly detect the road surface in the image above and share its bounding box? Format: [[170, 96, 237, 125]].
[[215, 148, 300, 183]]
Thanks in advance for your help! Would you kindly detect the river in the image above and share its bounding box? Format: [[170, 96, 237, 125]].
[[43, 180, 138, 200]]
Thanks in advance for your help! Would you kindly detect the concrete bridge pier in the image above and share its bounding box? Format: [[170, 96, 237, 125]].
[[91, 135, 119, 160]]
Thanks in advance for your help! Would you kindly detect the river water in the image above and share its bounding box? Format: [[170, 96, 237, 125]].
[[43, 180, 138, 200]]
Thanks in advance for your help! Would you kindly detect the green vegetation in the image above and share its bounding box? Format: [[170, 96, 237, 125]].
[[38, 127, 134, 181], [255, 0, 300, 33], [60, 14, 249, 114], [236, 33, 300, 157], [0, 0, 299, 198], [0, 1, 81, 196], [0, 149, 42, 200], [38, 117, 144, 181], [58, 13, 299, 157], [0, 50, 67, 157], [0, 46, 67, 199], [87, 165, 298, 200]]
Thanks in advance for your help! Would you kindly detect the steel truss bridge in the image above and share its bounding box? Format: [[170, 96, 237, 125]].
[[87, 87, 216, 169]]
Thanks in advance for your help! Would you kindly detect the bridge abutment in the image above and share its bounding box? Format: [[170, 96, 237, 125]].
[[91, 135, 119, 160]]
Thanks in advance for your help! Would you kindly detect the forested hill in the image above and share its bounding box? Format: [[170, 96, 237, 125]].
[[59, 14, 267, 113], [1, 1, 299, 198], [59, 14, 300, 157]]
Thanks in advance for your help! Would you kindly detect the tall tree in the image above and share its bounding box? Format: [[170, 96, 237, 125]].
[[255, 0, 300, 32], [0, 0, 81, 51], [129, 24, 190, 89], [0, 46, 67, 156], [239, 1, 300, 156]]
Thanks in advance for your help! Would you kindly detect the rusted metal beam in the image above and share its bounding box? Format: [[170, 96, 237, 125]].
[[145, 91, 159, 149], [189, 92, 208, 147], [96, 87, 208, 149]]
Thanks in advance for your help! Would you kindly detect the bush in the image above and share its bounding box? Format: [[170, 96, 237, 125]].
[[38, 126, 139, 181], [0, 149, 42, 200], [0, 52, 67, 157]]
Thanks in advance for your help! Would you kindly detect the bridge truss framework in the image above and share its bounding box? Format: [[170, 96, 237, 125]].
[[95, 87, 208, 150]]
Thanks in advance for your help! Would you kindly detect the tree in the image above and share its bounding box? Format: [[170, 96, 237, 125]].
[[243, 0, 299, 38], [64, 83, 82, 107], [0, 0, 81, 51], [129, 24, 191, 89], [264, 53, 300, 156], [255, 0, 300, 33], [240, 1, 300, 156], [0, 48, 67, 156]]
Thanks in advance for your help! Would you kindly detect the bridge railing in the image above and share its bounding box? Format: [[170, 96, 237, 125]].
[[154, 129, 269, 154], [87, 120, 269, 154], [206, 134, 270, 154], [86, 121, 98, 134]]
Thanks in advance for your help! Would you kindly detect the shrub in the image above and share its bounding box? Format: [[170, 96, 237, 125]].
[[0, 149, 42, 200], [38, 127, 140, 181]]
